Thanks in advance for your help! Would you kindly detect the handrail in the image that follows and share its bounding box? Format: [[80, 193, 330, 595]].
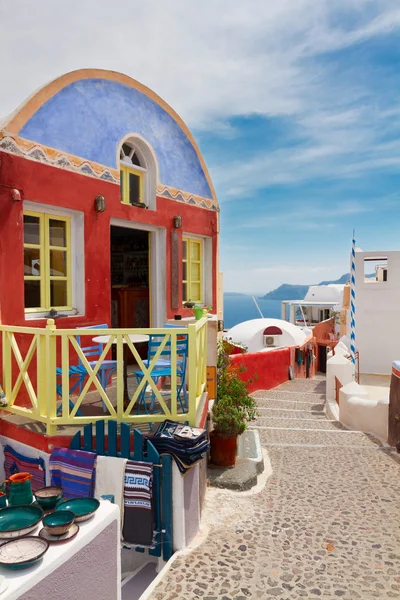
[[0, 318, 208, 435]]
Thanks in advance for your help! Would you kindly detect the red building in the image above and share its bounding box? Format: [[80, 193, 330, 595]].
[[0, 69, 220, 334]]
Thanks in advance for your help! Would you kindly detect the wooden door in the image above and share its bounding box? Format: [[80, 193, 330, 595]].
[[388, 372, 400, 446]]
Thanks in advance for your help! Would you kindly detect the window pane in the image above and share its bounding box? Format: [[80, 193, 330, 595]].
[[24, 248, 41, 275], [122, 143, 132, 157], [129, 173, 141, 204], [182, 262, 187, 281], [25, 280, 41, 308], [50, 250, 67, 276], [49, 219, 66, 247], [190, 242, 200, 261], [182, 241, 187, 260], [50, 280, 67, 307], [182, 282, 188, 302], [24, 215, 40, 245], [190, 283, 201, 301], [191, 262, 200, 280]]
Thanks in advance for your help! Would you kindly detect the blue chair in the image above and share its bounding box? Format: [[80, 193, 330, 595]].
[[56, 324, 117, 415], [76, 324, 117, 392], [133, 330, 188, 419]]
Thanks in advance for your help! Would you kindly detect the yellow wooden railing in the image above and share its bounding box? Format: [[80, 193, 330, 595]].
[[0, 318, 208, 435]]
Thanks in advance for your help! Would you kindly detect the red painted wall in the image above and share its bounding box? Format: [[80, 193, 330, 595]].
[[0, 151, 218, 327], [230, 347, 291, 393], [0, 151, 218, 400]]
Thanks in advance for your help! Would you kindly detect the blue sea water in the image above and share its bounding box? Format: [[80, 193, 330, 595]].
[[223, 294, 282, 329]]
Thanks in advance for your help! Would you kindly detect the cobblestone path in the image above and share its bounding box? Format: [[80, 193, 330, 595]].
[[150, 377, 400, 600]]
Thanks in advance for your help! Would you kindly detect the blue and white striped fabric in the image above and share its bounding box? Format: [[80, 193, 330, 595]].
[[350, 231, 356, 365], [122, 460, 154, 547]]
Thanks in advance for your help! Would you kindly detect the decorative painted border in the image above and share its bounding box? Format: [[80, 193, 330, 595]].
[[0, 133, 217, 210], [0, 133, 119, 182], [156, 185, 218, 211], [3, 68, 218, 204]]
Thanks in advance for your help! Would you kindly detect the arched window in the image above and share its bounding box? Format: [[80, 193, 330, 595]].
[[119, 136, 157, 210], [263, 326, 283, 335]]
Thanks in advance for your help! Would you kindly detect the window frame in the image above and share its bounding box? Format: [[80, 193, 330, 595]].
[[120, 163, 146, 207], [23, 210, 72, 313], [182, 237, 203, 305], [23, 202, 85, 320]]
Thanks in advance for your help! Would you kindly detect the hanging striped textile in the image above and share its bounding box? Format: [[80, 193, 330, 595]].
[[4, 445, 46, 492], [350, 230, 356, 364]]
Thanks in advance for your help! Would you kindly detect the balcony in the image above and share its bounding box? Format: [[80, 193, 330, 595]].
[[0, 318, 208, 436]]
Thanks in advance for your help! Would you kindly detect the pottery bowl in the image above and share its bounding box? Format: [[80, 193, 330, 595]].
[[43, 510, 74, 536], [34, 486, 63, 509], [0, 505, 43, 539]]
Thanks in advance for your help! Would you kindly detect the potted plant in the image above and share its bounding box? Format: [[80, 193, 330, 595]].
[[210, 341, 257, 467]]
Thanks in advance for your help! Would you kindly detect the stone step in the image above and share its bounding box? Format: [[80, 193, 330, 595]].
[[252, 389, 326, 402], [276, 380, 326, 394], [256, 427, 382, 448], [253, 417, 348, 431], [255, 398, 325, 412], [255, 407, 326, 419]]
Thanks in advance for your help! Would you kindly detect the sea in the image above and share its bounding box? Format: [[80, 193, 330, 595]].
[[223, 294, 282, 330]]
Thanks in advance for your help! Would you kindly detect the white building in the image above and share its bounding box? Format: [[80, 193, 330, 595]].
[[281, 284, 345, 326], [353, 249, 400, 375], [224, 318, 308, 353]]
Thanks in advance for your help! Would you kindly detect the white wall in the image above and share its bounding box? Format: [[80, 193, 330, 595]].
[[305, 284, 344, 303], [355, 250, 400, 374], [326, 353, 354, 402], [339, 383, 389, 442]]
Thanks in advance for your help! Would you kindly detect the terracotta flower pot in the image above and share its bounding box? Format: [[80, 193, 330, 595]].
[[210, 431, 237, 466]]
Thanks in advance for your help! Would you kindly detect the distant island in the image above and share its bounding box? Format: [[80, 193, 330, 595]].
[[261, 273, 351, 301], [224, 291, 248, 296]]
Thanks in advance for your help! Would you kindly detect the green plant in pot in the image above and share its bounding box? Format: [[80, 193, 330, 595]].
[[210, 341, 257, 467]]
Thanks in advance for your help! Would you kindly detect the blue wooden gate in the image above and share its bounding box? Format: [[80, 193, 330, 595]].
[[70, 420, 173, 560]]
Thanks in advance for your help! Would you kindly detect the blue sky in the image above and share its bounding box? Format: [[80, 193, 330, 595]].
[[2, 1, 400, 293]]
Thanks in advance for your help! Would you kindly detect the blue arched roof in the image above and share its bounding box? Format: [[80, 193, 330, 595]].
[[18, 77, 213, 199]]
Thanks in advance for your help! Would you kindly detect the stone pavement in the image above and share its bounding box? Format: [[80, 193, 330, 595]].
[[149, 376, 400, 600]]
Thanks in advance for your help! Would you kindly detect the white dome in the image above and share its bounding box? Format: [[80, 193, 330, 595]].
[[224, 318, 307, 353]]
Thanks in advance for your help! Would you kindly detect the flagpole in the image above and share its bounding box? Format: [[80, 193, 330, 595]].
[[350, 230, 356, 365]]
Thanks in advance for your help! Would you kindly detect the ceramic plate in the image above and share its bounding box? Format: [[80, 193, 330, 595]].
[[55, 498, 100, 522], [0, 536, 49, 569], [0, 506, 43, 539], [39, 522, 79, 544]]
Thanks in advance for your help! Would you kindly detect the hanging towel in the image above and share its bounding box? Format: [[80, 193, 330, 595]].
[[147, 420, 209, 474], [122, 461, 154, 547], [49, 448, 96, 499], [95, 456, 127, 526], [4, 445, 46, 492]]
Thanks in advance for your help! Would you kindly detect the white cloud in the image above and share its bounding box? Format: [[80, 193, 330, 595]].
[[1, 0, 399, 292], [227, 200, 372, 231], [223, 263, 347, 294], [1, 1, 399, 126]]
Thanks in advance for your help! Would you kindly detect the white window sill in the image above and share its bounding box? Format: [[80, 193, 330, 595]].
[[25, 311, 84, 321]]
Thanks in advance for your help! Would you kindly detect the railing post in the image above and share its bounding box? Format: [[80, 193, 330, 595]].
[[202, 321, 207, 394], [2, 331, 12, 403], [45, 319, 57, 436], [37, 331, 47, 418], [187, 323, 197, 426]]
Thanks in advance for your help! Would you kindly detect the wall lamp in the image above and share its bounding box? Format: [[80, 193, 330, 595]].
[[95, 195, 106, 212], [173, 215, 182, 229], [0, 183, 22, 202], [11, 189, 21, 202]]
